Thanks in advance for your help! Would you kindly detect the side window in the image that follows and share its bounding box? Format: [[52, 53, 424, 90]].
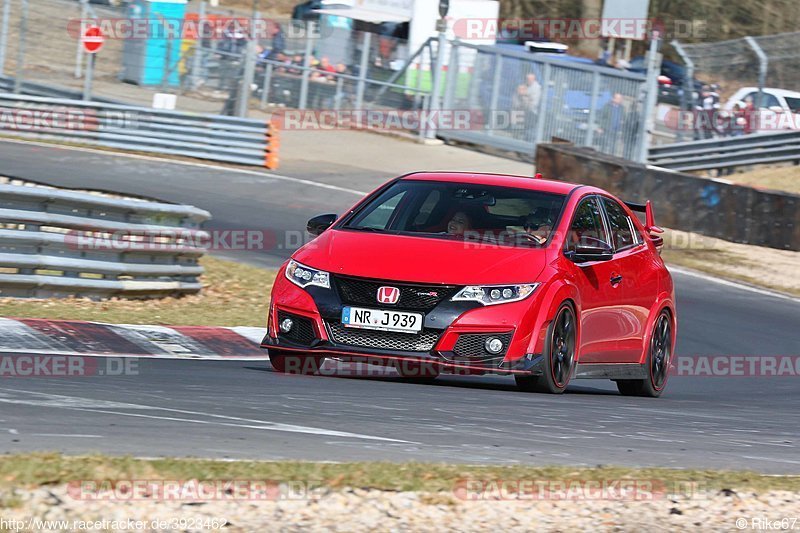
[[764, 93, 780, 108], [413, 189, 441, 226], [601, 197, 638, 250], [567, 197, 608, 250], [355, 190, 406, 229], [746, 91, 779, 109]]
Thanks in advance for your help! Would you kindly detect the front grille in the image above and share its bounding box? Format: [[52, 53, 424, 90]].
[[327, 321, 440, 352], [334, 276, 457, 311], [453, 332, 513, 357], [277, 311, 316, 346]]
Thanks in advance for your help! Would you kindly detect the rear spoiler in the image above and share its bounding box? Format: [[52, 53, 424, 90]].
[[624, 200, 664, 234], [625, 200, 664, 251]]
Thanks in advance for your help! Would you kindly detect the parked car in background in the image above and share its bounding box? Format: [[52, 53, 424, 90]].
[[628, 57, 703, 106], [724, 87, 800, 131]]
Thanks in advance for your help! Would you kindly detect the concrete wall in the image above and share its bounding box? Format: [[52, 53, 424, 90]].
[[536, 143, 800, 251]]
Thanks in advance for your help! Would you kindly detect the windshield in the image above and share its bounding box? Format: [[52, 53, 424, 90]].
[[342, 180, 567, 247]]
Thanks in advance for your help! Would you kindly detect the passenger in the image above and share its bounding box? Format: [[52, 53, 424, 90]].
[[446, 211, 471, 237]]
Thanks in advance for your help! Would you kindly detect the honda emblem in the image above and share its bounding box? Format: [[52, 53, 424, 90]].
[[377, 286, 400, 305]]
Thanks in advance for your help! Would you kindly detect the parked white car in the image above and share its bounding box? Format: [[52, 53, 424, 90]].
[[724, 87, 800, 131]]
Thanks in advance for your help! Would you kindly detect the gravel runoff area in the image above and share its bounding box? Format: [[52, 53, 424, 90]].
[[2, 455, 798, 532], [1, 485, 798, 531]]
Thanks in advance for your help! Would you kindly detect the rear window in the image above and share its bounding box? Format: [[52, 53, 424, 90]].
[[343, 180, 567, 247], [785, 96, 800, 114]]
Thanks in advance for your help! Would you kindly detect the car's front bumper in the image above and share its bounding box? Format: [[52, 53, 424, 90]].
[[261, 270, 547, 376], [260, 331, 545, 375]]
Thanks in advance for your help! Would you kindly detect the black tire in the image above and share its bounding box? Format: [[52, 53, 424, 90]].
[[515, 302, 576, 394], [616, 310, 673, 398], [268, 350, 326, 375], [395, 360, 440, 382]]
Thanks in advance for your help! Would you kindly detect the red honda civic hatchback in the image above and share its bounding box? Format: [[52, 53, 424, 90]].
[[262, 172, 676, 396]]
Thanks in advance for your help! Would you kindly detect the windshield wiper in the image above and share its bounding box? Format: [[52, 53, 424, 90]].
[[346, 226, 395, 234]]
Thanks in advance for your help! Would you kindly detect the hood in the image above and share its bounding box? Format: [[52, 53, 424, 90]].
[[292, 229, 550, 285]]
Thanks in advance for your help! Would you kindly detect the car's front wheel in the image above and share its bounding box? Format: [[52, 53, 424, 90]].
[[515, 302, 576, 394], [268, 350, 326, 375], [615, 310, 673, 398]]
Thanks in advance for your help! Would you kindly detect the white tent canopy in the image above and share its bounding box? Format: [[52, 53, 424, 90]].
[[314, 6, 411, 24]]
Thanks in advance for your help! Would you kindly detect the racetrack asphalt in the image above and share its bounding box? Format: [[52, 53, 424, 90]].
[[0, 140, 798, 473]]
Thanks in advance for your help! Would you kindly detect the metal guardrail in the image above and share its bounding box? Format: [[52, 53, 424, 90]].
[[0, 93, 280, 168], [648, 130, 800, 172], [0, 75, 123, 103], [0, 178, 212, 299]]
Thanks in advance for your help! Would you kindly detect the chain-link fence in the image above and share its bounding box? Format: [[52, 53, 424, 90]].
[[672, 32, 800, 106], [440, 41, 650, 161], [664, 32, 800, 143]]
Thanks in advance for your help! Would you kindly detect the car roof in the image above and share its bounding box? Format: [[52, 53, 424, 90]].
[[399, 171, 583, 195], [732, 87, 800, 98]]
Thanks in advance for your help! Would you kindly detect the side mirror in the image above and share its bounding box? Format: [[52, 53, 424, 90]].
[[307, 214, 337, 236], [565, 242, 614, 263]]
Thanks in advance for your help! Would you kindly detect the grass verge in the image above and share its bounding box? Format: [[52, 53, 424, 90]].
[[0, 256, 275, 327], [0, 453, 798, 494], [721, 164, 800, 195], [660, 229, 799, 297]]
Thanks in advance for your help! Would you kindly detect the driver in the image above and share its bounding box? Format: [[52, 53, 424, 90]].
[[523, 208, 553, 245], [446, 211, 471, 236]]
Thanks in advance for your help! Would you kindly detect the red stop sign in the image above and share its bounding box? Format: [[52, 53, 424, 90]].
[[82, 26, 104, 54]]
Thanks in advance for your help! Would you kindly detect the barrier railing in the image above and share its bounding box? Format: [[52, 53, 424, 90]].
[[0, 93, 279, 168], [0, 177, 212, 299], [648, 130, 800, 172]]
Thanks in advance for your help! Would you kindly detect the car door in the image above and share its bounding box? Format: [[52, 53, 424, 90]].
[[599, 196, 657, 363], [565, 195, 625, 363]]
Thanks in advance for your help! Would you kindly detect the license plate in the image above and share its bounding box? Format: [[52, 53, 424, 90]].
[[341, 306, 423, 334]]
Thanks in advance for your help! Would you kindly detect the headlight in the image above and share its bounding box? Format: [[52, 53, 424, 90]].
[[285, 259, 330, 289], [451, 283, 539, 306]]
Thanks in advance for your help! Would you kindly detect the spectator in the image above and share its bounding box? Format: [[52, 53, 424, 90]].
[[742, 96, 757, 135], [271, 23, 286, 55], [311, 56, 337, 82], [511, 84, 531, 139], [525, 73, 542, 111], [257, 45, 271, 63], [287, 54, 305, 75], [726, 101, 747, 137], [694, 84, 720, 140], [597, 92, 627, 155], [521, 72, 542, 140]]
